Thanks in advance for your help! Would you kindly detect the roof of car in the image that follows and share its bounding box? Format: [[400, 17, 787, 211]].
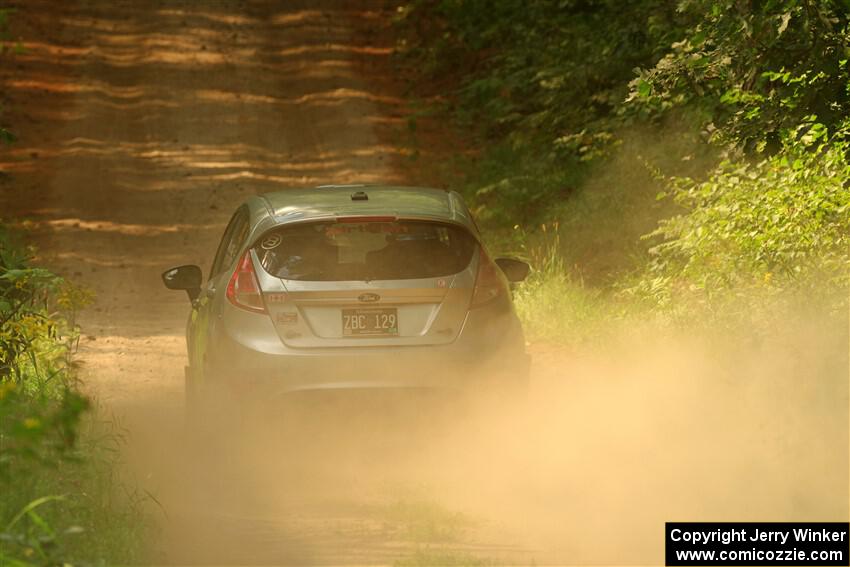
[[256, 185, 474, 227]]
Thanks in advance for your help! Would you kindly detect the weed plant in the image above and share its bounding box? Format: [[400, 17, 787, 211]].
[[0, 225, 150, 566]]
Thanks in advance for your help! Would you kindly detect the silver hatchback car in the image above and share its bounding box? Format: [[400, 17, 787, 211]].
[[162, 185, 530, 410]]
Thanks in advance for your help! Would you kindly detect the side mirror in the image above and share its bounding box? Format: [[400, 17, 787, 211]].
[[495, 257, 530, 283], [162, 265, 202, 301]]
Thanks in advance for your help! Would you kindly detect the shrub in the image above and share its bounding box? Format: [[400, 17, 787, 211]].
[[623, 130, 850, 317], [0, 224, 148, 565]]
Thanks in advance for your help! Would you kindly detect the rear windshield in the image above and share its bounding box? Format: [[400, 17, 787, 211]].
[[255, 220, 477, 281]]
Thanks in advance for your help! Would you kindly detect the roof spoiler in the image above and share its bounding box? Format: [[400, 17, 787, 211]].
[[314, 184, 369, 189]]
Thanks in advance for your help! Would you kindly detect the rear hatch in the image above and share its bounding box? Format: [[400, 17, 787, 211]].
[[252, 218, 478, 348]]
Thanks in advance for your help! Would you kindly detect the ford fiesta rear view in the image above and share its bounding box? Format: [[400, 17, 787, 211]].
[[162, 185, 531, 409]]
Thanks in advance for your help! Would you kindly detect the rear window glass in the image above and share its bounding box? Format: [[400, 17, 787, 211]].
[[255, 220, 476, 281]]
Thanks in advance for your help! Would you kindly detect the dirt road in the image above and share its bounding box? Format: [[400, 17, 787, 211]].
[[2, 1, 847, 565], [2, 0, 410, 404], [1, 1, 474, 562], [2, 1, 538, 563]]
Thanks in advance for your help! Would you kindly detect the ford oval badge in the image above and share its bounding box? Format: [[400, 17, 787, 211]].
[[358, 293, 380, 302]]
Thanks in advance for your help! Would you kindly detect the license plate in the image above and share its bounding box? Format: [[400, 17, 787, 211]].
[[342, 308, 398, 337]]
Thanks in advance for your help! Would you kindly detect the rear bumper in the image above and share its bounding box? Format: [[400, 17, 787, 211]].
[[209, 342, 530, 398], [205, 323, 529, 399]]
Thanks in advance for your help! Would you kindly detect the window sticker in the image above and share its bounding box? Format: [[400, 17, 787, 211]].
[[261, 234, 282, 250]]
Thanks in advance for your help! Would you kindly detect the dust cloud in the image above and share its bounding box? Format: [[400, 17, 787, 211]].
[[116, 299, 848, 565], [4, 1, 845, 563]]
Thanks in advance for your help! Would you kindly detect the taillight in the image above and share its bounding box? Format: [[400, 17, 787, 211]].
[[470, 247, 507, 308], [226, 251, 267, 313]]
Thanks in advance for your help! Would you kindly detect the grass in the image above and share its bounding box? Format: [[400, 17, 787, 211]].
[[396, 548, 497, 567], [384, 494, 500, 567], [448, 119, 848, 345], [0, 224, 151, 565], [385, 496, 471, 544], [1, 411, 152, 565], [511, 231, 614, 344]]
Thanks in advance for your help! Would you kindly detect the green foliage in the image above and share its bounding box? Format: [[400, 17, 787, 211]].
[[0, 230, 92, 391], [0, 383, 89, 478], [623, 129, 850, 315], [0, 226, 93, 479], [0, 224, 148, 565], [458, 119, 712, 283], [1, 409, 151, 566], [401, 0, 850, 334], [396, 0, 710, 241], [512, 226, 612, 343], [1, 408, 152, 566], [401, 0, 849, 190], [450, 142, 583, 228], [399, 0, 682, 158], [628, 0, 850, 151]]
